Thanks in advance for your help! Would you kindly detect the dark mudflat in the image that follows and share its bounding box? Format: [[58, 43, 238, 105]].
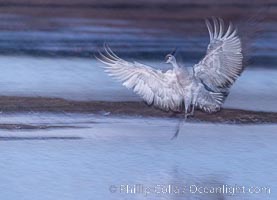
[[0, 96, 276, 124]]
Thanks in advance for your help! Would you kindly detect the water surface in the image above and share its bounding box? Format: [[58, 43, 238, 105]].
[[0, 113, 276, 200]]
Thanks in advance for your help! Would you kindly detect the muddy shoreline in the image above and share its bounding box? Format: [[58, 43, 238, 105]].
[[0, 96, 276, 125]]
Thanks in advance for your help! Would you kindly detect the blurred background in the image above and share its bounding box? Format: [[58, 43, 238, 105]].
[[0, 0, 276, 63]]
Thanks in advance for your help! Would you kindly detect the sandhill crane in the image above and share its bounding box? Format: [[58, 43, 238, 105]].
[[96, 17, 243, 138]]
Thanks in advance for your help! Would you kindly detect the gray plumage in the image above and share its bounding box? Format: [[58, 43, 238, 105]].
[[96, 17, 243, 119]]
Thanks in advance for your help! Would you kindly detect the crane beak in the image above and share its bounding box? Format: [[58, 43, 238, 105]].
[[171, 48, 177, 56]]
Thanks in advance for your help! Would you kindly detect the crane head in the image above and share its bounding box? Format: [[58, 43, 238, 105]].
[[165, 48, 177, 64], [165, 54, 175, 64]]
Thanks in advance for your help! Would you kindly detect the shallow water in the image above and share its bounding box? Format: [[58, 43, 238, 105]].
[[0, 56, 276, 112], [0, 113, 276, 200]]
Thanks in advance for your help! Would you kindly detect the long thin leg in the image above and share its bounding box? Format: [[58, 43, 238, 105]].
[[171, 97, 191, 140], [187, 103, 195, 117], [171, 113, 187, 140], [192, 103, 195, 114], [187, 93, 198, 117]]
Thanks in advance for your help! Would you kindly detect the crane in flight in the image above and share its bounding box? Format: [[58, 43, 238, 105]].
[[96, 17, 243, 138]]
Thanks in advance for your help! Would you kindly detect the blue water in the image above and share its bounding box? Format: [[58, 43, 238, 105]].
[[0, 56, 276, 112], [0, 114, 276, 200]]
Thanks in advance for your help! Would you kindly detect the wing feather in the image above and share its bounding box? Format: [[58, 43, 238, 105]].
[[196, 86, 225, 113], [194, 17, 243, 92], [96, 45, 184, 112]]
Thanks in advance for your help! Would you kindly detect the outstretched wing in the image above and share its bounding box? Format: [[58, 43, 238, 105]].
[[193, 17, 243, 92], [96, 45, 184, 112]]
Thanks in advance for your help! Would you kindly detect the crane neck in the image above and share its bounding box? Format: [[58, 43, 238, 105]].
[[170, 57, 179, 70]]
